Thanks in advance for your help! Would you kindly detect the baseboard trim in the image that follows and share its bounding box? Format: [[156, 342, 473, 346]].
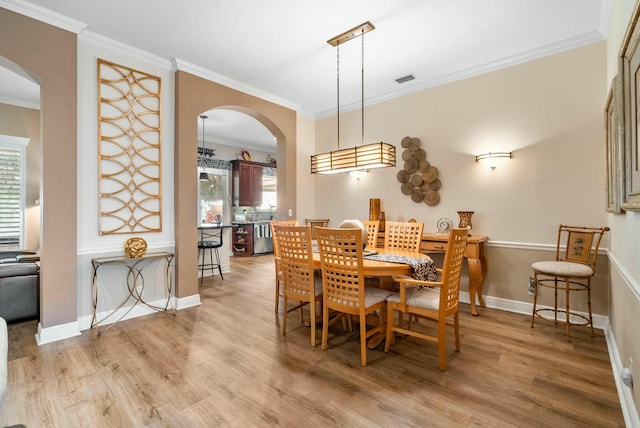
[[35, 321, 81, 345]]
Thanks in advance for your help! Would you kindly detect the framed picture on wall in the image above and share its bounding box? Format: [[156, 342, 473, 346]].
[[605, 74, 624, 213], [621, 2, 640, 211]]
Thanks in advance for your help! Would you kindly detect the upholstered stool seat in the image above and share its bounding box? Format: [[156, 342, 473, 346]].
[[531, 261, 593, 278]]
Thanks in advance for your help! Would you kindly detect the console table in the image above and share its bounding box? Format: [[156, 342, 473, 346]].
[[421, 233, 488, 316], [91, 251, 175, 336]]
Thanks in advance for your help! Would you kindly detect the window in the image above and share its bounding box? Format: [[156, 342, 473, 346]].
[[198, 167, 229, 224], [0, 136, 27, 248]]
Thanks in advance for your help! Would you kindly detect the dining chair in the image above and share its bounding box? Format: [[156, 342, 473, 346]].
[[198, 227, 224, 282], [274, 225, 323, 347], [530, 224, 609, 341], [315, 227, 392, 366], [385, 228, 468, 371], [304, 218, 330, 239], [384, 221, 424, 252], [270, 220, 298, 313], [361, 220, 380, 249]]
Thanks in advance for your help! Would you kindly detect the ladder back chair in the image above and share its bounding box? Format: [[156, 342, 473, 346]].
[[274, 225, 323, 347], [304, 218, 330, 240], [385, 228, 469, 371], [315, 227, 392, 366], [384, 221, 424, 252], [361, 220, 380, 249], [530, 224, 610, 341], [270, 220, 298, 313]]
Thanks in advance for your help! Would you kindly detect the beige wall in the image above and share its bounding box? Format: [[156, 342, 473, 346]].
[[606, 0, 640, 419], [0, 9, 77, 328], [0, 103, 40, 250], [174, 71, 296, 299]]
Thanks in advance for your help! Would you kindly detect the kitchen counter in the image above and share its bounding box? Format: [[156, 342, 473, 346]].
[[231, 221, 274, 256]]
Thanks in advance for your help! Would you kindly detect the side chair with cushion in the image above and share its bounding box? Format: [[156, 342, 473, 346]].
[[384, 221, 424, 252], [385, 228, 469, 371], [316, 227, 392, 367], [361, 220, 380, 249], [270, 220, 298, 313], [530, 224, 610, 341], [0, 251, 39, 323], [274, 225, 323, 347]]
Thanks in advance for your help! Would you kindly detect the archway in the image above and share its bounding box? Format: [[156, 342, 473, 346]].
[[174, 70, 297, 304]]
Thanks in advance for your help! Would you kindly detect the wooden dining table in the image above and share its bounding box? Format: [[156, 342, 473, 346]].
[[311, 248, 432, 282]]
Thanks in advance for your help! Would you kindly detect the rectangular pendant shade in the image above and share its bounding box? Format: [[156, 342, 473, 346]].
[[311, 142, 396, 175]]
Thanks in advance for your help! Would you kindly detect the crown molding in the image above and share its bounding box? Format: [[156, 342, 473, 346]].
[[0, 0, 86, 33], [315, 31, 606, 119], [79, 31, 173, 70], [173, 57, 305, 115]]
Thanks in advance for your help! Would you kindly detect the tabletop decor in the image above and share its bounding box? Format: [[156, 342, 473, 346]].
[[457, 211, 474, 234], [396, 136, 441, 206], [124, 237, 148, 258]]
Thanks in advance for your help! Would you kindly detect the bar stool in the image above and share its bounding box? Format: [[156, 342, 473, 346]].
[[198, 227, 224, 282]]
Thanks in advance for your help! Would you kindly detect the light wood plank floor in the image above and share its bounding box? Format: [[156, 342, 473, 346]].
[[3, 255, 624, 427]]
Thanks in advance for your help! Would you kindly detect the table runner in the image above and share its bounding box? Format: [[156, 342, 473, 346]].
[[363, 253, 437, 282]]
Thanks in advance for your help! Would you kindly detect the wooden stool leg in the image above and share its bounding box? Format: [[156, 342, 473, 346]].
[[565, 279, 571, 342]]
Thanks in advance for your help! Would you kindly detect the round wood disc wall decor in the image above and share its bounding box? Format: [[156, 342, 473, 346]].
[[396, 136, 442, 206]]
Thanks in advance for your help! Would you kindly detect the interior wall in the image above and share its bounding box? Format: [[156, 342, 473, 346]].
[[0, 8, 77, 329], [174, 71, 297, 300], [313, 42, 608, 312], [0, 103, 41, 250], [606, 0, 640, 419]]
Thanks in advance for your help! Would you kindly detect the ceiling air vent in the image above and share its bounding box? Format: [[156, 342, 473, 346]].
[[395, 74, 415, 84]]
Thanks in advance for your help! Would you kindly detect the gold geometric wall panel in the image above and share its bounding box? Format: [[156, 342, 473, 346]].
[[97, 59, 162, 235]]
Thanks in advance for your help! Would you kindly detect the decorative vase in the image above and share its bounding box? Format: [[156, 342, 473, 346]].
[[369, 198, 380, 220], [457, 211, 474, 234]]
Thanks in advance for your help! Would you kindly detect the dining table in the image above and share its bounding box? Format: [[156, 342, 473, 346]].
[[312, 247, 435, 348]]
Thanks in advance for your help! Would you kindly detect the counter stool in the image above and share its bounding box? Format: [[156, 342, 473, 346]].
[[530, 224, 609, 341], [198, 227, 224, 282]]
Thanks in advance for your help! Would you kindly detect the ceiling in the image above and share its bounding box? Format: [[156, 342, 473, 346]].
[[1, 0, 609, 151]]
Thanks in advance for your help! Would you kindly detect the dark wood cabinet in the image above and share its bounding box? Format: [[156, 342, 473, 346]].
[[232, 160, 265, 206], [231, 224, 253, 256]]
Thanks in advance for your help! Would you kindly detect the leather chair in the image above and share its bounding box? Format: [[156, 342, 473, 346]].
[[0, 251, 39, 323]]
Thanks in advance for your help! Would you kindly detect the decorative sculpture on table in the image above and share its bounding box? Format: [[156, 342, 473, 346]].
[[457, 211, 474, 234], [124, 237, 148, 258]]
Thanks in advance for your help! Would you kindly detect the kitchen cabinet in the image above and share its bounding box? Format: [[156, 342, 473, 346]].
[[232, 224, 253, 256], [232, 160, 265, 206]]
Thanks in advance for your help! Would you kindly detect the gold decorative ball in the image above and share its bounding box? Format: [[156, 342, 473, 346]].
[[124, 237, 147, 258]]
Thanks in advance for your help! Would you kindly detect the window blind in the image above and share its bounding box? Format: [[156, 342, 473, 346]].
[[0, 147, 21, 246]]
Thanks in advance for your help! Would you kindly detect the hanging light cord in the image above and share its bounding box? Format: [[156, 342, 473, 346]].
[[336, 44, 340, 150], [361, 28, 365, 147]]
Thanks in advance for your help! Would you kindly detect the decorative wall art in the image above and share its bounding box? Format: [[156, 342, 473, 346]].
[[396, 136, 441, 206], [97, 59, 162, 234], [621, 2, 640, 211], [604, 74, 624, 213]]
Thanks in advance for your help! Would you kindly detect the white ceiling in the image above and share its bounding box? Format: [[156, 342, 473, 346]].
[[1, 0, 609, 151]]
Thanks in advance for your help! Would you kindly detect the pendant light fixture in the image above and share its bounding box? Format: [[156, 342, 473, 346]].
[[198, 114, 209, 181], [311, 21, 396, 175]]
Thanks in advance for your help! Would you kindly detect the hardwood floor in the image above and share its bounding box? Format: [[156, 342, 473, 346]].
[[3, 255, 624, 427]]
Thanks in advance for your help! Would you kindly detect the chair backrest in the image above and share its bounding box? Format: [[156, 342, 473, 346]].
[[438, 228, 469, 315], [199, 227, 224, 247], [274, 225, 315, 299], [315, 227, 365, 310], [384, 221, 424, 252], [361, 220, 380, 249], [270, 220, 298, 259], [304, 218, 330, 239], [556, 225, 610, 269]]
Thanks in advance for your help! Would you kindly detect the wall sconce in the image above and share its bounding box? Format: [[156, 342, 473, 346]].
[[475, 152, 511, 169], [348, 170, 368, 180]]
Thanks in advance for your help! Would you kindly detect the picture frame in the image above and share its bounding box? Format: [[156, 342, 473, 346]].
[[620, 2, 640, 211], [605, 74, 624, 213]]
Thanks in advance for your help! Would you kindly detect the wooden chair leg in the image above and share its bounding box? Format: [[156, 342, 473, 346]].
[[322, 300, 329, 351], [454, 312, 460, 352], [359, 313, 368, 367], [281, 295, 288, 336], [310, 299, 317, 348], [384, 305, 395, 352], [438, 317, 447, 371], [565, 279, 571, 342], [274, 277, 280, 313]]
